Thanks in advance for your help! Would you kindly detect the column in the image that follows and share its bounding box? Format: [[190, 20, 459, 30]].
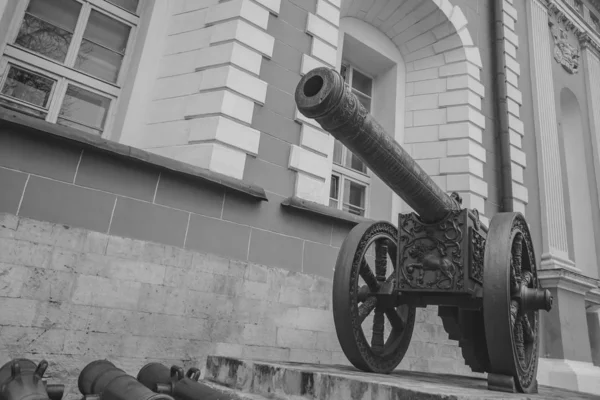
[[581, 37, 600, 370], [581, 39, 600, 245], [526, 0, 574, 270]]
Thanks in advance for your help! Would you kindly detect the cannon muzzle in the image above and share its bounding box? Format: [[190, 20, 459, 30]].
[[137, 363, 239, 400], [78, 360, 173, 400], [0, 359, 63, 400], [295, 67, 460, 223]]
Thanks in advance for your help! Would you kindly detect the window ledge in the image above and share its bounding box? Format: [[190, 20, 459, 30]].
[[281, 196, 373, 225], [0, 107, 268, 201]]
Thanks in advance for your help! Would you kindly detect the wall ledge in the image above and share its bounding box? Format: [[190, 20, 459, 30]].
[[281, 196, 372, 226], [0, 107, 268, 201]]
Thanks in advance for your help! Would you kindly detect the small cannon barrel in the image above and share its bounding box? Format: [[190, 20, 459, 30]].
[[78, 360, 173, 400], [137, 363, 239, 400], [0, 359, 63, 400], [295, 67, 460, 223]]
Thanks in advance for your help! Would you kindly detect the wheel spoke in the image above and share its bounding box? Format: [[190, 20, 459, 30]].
[[387, 240, 397, 270], [512, 233, 523, 275], [385, 308, 405, 331], [358, 297, 377, 324], [375, 240, 388, 280], [510, 299, 520, 327], [359, 260, 379, 292], [521, 314, 535, 343], [371, 309, 385, 354]]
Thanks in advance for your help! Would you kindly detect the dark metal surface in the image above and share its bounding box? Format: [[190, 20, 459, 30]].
[[398, 211, 466, 291], [295, 68, 460, 223], [137, 363, 239, 400], [483, 213, 552, 393], [438, 307, 490, 373], [296, 67, 552, 394], [332, 221, 416, 373], [78, 360, 173, 400], [0, 359, 62, 400]]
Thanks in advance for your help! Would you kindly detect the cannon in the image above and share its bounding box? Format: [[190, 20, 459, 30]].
[[0, 359, 64, 400], [78, 360, 173, 400], [137, 362, 239, 400], [295, 67, 553, 394]]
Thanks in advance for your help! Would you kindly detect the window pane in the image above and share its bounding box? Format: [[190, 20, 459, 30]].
[[347, 152, 366, 173], [1, 66, 55, 108], [76, 40, 124, 82], [343, 180, 366, 216], [75, 11, 131, 82], [106, 0, 139, 13], [57, 85, 110, 135], [15, 0, 81, 63], [83, 11, 131, 53], [354, 90, 371, 111], [26, 0, 80, 32], [333, 140, 343, 164], [351, 69, 372, 97], [0, 97, 47, 119], [330, 175, 339, 200]]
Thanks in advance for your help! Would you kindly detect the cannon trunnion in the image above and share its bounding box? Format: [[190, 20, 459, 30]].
[[295, 68, 553, 394]]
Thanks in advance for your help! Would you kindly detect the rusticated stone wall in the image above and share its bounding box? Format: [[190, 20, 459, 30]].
[[0, 213, 475, 399]]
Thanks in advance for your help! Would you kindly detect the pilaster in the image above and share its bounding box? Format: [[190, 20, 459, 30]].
[[138, 0, 279, 180], [526, 0, 574, 268], [586, 288, 600, 367], [581, 44, 600, 255], [290, 0, 340, 205]]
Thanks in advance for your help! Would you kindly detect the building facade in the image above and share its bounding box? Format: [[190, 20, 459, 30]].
[[0, 0, 599, 396]]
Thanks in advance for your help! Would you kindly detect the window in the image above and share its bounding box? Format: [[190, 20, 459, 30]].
[[593, 14, 600, 33], [330, 173, 367, 216], [0, 0, 140, 136], [329, 63, 372, 217]]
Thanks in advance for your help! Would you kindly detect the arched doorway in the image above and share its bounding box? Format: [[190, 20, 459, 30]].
[[559, 88, 599, 278]]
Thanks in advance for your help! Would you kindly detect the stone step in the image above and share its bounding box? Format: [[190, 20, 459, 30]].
[[203, 356, 599, 400]]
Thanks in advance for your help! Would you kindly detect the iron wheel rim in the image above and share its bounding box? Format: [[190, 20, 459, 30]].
[[483, 212, 539, 393], [333, 221, 416, 374]]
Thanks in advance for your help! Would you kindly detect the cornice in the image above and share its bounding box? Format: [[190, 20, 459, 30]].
[[547, 0, 600, 56], [538, 267, 599, 295]]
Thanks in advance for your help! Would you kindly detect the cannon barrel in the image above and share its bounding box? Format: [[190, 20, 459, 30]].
[[0, 359, 64, 400], [137, 363, 239, 400], [295, 67, 460, 223], [78, 360, 173, 400]]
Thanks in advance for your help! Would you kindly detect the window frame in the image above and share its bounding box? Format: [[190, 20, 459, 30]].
[[0, 0, 140, 138], [329, 171, 369, 218], [329, 62, 373, 217]]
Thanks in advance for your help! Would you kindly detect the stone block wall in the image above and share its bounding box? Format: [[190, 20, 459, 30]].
[[0, 214, 474, 399], [0, 111, 481, 399]]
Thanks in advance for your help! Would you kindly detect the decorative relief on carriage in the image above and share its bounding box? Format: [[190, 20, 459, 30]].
[[398, 211, 466, 291], [470, 229, 485, 285]]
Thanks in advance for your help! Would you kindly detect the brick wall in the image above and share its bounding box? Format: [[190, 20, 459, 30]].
[[0, 214, 474, 399]]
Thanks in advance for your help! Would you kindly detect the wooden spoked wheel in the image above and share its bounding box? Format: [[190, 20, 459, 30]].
[[332, 221, 416, 374], [484, 213, 549, 393]]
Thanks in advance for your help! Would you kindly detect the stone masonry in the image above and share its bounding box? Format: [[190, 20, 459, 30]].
[[0, 213, 477, 399]]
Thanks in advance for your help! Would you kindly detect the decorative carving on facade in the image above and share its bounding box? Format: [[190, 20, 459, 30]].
[[546, 0, 600, 57], [549, 20, 581, 73]]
